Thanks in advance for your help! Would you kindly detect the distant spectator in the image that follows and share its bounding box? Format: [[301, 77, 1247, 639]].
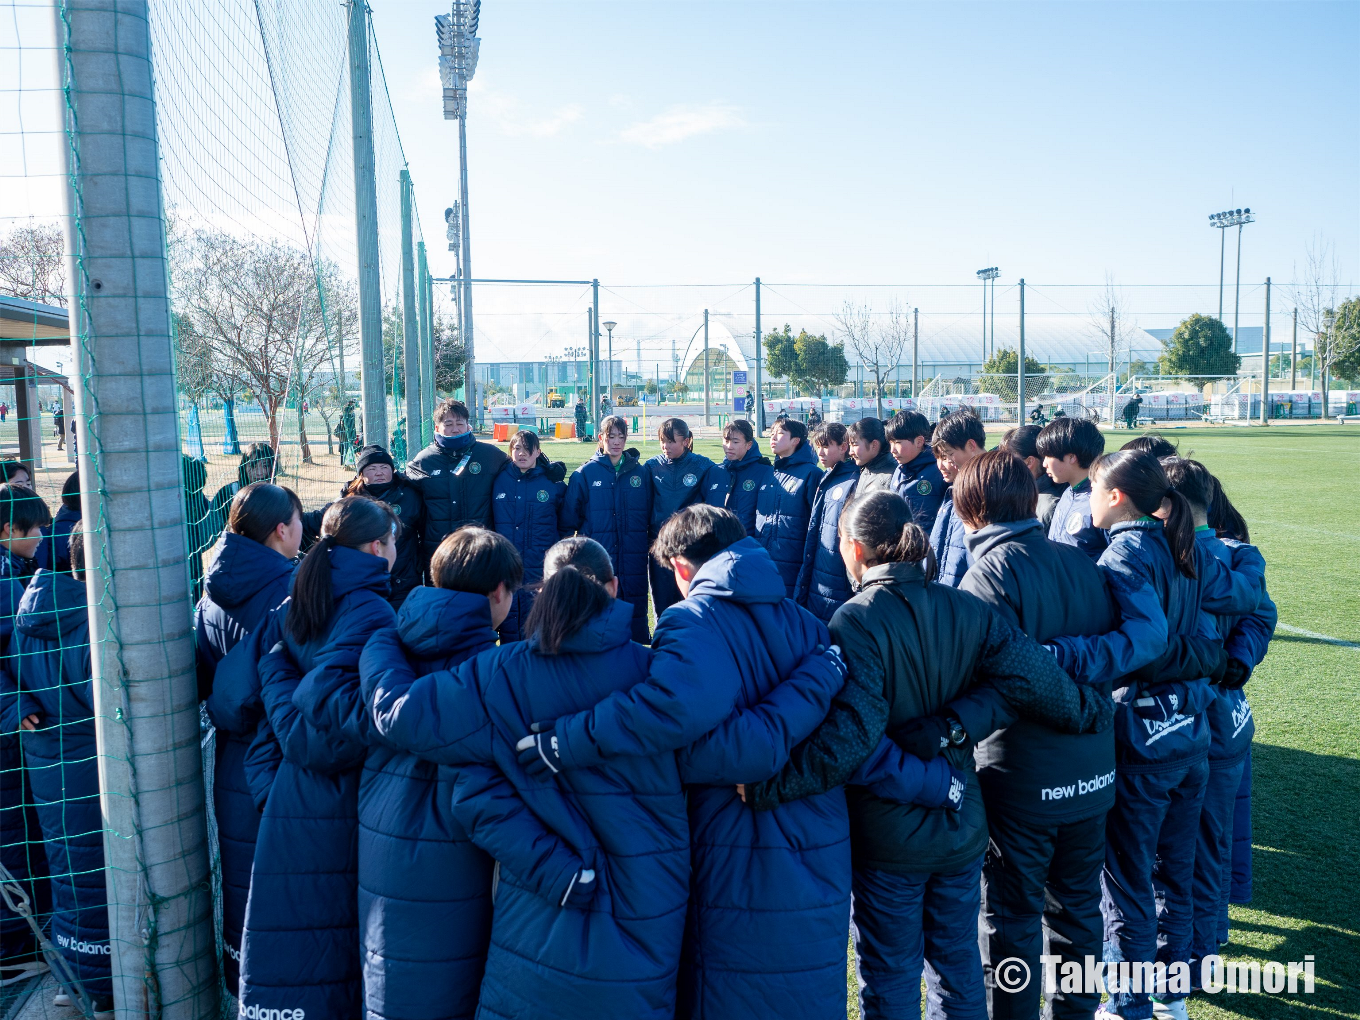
[[33, 471, 82, 574]]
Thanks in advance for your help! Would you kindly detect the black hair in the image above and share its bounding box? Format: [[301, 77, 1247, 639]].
[[60, 472, 82, 513], [287, 496, 399, 645], [1035, 417, 1104, 467], [599, 415, 629, 446], [657, 417, 693, 448], [237, 443, 276, 487], [652, 504, 746, 569], [69, 521, 85, 579], [0, 461, 31, 484], [1161, 457, 1251, 543], [773, 417, 808, 448], [847, 416, 886, 448], [885, 410, 932, 443], [838, 490, 931, 568], [430, 526, 523, 594], [1089, 450, 1197, 578], [1000, 424, 1041, 461], [811, 421, 849, 447], [434, 398, 470, 423], [508, 430, 541, 458], [0, 483, 52, 534], [723, 418, 754, 443], [1121, 435, 1178, 459], [953, 449, 1037, 528], [931, 410, 986, 453], [1206, 474, 1250, 543], [525, 537, 615, 655], [229, 482, 303, 547]]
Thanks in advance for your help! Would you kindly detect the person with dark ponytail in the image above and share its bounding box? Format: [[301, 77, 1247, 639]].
[[1121, 433, 1178, 459], [232, 496, 398, 1019], [1160, 458, 1275, 993], [743, 490, 1112, 1020], [361, 536, 691, 1020], [356, 528, 522, 1020], [491, 430, 566, 641], [1046, 450, 1266, 1020], [197, 481, 302, 991]]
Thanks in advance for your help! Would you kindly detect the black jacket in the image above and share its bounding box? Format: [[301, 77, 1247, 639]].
[[750, 560, 1111, 874], [949, 520, 1118, 824], [301, 474, 425, 608], [406, 440, 508, 567], [1035, 474, 1068, 533], [851, 447, 896, 499]]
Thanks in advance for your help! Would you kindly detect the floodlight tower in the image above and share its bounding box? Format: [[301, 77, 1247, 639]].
[[976, 267, 999, 363], [437, 2, 481, 420], [602, 321, 617, 404], [1208, 208, 1253, 352], [445, 202, 462, 348]]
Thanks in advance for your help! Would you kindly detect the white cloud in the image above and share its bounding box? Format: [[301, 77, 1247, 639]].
[[619, 102, 745, 148], [475, 87, 584, 138]]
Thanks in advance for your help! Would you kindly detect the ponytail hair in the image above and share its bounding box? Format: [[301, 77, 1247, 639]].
[[1090, 451, 1197, 579], [658, 417, 693, 450], [838, 490, 932, 574], [1207, 474, 1250, 542], [524, 537, 615, 655], [287, 496, 399, 645], [229, 482, 303, 546]]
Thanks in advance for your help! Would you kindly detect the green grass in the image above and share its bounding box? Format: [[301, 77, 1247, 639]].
[[552, 423, 1360, 1019]]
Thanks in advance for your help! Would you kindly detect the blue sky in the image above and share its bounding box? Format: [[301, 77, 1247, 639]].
[[372, 0, 1359, 293]]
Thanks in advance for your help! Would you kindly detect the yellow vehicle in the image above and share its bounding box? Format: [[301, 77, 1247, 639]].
[[545, 388, 567, 408], [612, 386, 638, 407]]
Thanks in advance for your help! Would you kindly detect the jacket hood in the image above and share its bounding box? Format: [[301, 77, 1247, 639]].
[[859, 559, 928, 591], [821, 459, 858, 487], [589, 448, 642, 473], [204, 532, 296, 609], [721, 443, 770, 473], [15, 568, 88, 642], [688, 537, 786, 605], [342, 471, 414, 500], [904, 448, 937, 473], [863, 448, 895, 474], [396, 586, 497, 660], [774, 443, 817, 472], [327, 543, 393, 600], [529, 596, 635, 655], [500, 460, 547, 482], [963, 518, 1044, 561]]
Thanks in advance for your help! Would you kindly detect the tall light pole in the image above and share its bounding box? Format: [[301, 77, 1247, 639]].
[[602, 320, 617, 406], [976, 267, 999, 363], [437, 2, 481, 421], [1208, 208, 1253, 346]]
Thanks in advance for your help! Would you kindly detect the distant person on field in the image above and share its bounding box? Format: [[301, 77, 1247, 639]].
[[54, 405, 65, 450], [1122, 394, 1143, 429], [33, 471, 82, 574], [574, 397, 588, 441]]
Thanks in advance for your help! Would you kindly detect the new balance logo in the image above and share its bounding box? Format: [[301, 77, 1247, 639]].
[[55, 934, 110, 956], [239, 1004, 306, 1020], [1041, 770, 1115, 801]]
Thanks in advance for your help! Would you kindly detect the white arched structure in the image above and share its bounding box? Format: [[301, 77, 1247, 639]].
[[676, 313, 752, 380]]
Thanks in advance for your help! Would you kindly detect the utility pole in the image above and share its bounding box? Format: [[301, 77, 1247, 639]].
[[912, 307, 919, 398], [399, 168, 422, 458], [754, 277, 763, 435], [53, 2, 215, 1014], [416, 241, 435, 442], [1108, 306, 1117, 425], [703, 308, 711, 427], [349, 0, 386, 449], [1218, 226, 1226, 321], [591, 280, 600, 427], [587, 305, 596, 431], [1018, 279, 1027, 424], [1232, 221, 1244, 356], [1290, 306, 1298, 392], [1260, 278, 1271, 425]]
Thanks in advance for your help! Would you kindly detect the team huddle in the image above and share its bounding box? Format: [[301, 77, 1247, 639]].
[[0, 396, 1275, 1020]]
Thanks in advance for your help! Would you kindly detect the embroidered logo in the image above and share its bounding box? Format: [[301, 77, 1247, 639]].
[[630, 475, 642, 487], [682, 472, 698, 486], [391, 504, 402, 515], [831, 485, 844, 500], [537, 489, 550, 502], [916, 479, 933, 495], [592, 480, 602, 487], [496, 492, 506, 499], [469, 461, 482, 474], [1066, 515, 1083, 536], [743, 479, 756, 491]]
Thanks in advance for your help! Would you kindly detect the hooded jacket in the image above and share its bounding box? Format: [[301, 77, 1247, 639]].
[[548, 540, 853, 1020], [890, 448, 946, 533], [851, 446, 896, 499], [357, 587, 500, 1020], [197, 532, 296, 990], [363, 598, 689, 1020], [717, 443, 775, 538], [236, 545, 396, 1019], [301, 474, 426, 608], [491, 459, 566, 643], [33, 504, 82, 575], [407, 437, 508, 568], [929, 491, 971, 588], [795, 459, 860, 622], [12, 569, 109, 995], [644, 450, 726, 535], [561, 449, 652, 643], [754, 442, 823, 597], [1035, 473, 1068, 533], [1047, 477, 1108, 562]]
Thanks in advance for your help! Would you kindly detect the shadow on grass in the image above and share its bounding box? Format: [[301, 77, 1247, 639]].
[[1190, 741, 1359, 1019]]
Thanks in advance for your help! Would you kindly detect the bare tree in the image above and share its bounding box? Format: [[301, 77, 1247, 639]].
[[837, 300, 906, 420], [0, 221, 67, 306], [1088, 275, 1138, 423], [1289, 237, 1342, 417]]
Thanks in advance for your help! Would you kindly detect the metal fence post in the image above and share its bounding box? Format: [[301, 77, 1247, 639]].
[[399, 168, 422, 457], [753, 277, 763, 435], [416, 242, 434, 443], [1260, 278, 1270, 425], [1017, 279, 1026, 423], [53, 1, 215, 1014]]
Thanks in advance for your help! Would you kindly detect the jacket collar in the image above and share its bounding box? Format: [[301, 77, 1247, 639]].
[[328, 544, 393, 600], [963, 518, 1044, 560], [396, 587, 498, 660], [904, 447, 936, 474], [1109, 517, 1161, 536], [688, 537, 786, 605], [773, 443, 815, 471], [722, 443, 769, 472], [859, 559, 927, 590], [527, 597, 635, 654], [863, 448, 895, 474], [204, 531, 296, 609]]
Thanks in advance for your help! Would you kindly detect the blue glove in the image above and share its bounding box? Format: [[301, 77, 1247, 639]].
[[912, 756, 967, 812], [516, 721, 561, 777], [560, 868, 596, 909]]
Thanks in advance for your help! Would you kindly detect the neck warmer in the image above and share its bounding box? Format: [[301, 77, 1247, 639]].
[[435, 431, 475, 454]]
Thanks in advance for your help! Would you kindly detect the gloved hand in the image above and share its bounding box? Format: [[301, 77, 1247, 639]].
[[515, 721, 561, 777], [944, 765, 966, 813], [909, 755, 968, 811], [1219, 658, 1251, 690], [894, 715, 951, 760], [560, 869, 596, 909]]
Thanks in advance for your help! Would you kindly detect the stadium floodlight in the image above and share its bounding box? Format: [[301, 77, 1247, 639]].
[[1208, 207, 1254, 346], [602, 321, 617, 401], [976, 267, 1000, 363]]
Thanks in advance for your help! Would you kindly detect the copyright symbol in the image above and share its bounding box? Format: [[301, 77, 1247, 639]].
[[995, 957, 1031, 993]]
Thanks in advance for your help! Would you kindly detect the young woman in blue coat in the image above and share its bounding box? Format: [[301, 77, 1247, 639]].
[[795, 422, 860, 623], [644, 418, 725, 616], [363, 537, 692, 1020], [357, 528, 522, 1020], [235, 496, 398, 1020], [755, 417, 822, 597], [561, 415, 652, 643], [197, 482, 302, 992], [491, 431, 565, 642], [13, 527, 113, 1017], [717, 418, 774, 537]]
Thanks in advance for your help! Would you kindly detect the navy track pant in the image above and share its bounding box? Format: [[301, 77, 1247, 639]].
[[1190, 758, 1246, 986]]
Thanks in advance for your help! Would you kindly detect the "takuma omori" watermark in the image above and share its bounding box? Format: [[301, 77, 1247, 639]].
[[988, 954, 1317, 996]]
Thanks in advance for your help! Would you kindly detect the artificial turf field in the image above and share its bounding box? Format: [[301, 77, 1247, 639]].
[[546, 422, 1360, 1019]]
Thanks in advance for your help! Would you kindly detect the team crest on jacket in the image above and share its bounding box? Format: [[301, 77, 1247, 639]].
[[743, 479, 755, 491], [916, 479, 932, 495], [630, 475, 642, 487], [831, 484, 844, 500], [391, 504, 402, 515], [1066, 515, 1083, 535], [682, 473, 698, 486], [470, 461, 482, 474], [536, 489, 550, 502]]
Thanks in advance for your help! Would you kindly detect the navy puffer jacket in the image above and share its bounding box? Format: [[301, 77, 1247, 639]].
[[363, 598, 690, 1020], [644, 450, 726, 535], [718, 443, 775, 537], [561, 450, 652, 643], [237, 545, 395, 1019], [795, 460, 859, 622], [357, 587, 499, 1020], [198, 532, 295, 989], [754, 443, 822, 596], [33, 504, 82, 575], [550, 540, 851, 1020], [12, 570, 108, 995], [491, 459, 565, 643]]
